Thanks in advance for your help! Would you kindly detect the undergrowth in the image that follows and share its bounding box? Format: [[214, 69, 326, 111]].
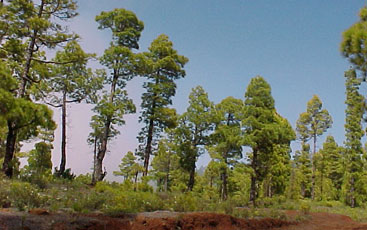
[[1, 175, 367, 223]]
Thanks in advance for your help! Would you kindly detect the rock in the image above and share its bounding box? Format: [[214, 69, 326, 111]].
[[28, 208, 49, 215]]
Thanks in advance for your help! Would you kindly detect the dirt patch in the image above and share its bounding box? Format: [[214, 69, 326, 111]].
[[277, 211, 367, 230], [132, 212, 292, 230], [0, 209, 366, 230]]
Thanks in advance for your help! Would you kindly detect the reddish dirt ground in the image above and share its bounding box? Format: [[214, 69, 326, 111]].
[[277, 211, 367, 230], [1, 209, 367, 230]]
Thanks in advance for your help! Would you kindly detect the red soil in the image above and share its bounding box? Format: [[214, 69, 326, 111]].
[[277, 211, 367, 230], [0, 209, 367, 230]]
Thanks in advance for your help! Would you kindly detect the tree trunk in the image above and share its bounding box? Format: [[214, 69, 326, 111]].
[[134, 171, 138, 192], [187, 161, 196, 191], [311, 134, 316, 200], [2, 121, 17, 178], [59, 91, 67, 175], [143, 117, 154, 176], [250, 149, 258, 206], [165, 151, 171, 192], [268, 178, 272, 198], [221, 116, 231, 201], [320, 170, 324, 200], [301, 183, 306, 198], [350, 177, 355, 208], [92, 71, 117, 184], [221, 165, 228, 201], [91, 137, 97, 184]]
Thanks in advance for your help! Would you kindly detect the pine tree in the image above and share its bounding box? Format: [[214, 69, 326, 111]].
[[45, 41, 103, 176], [92, 9, 144, 183], [0, 62, 55, 177], [344, 69, 364, 207], [316, 135, 343, 200], [296, 95, 332, 200], [264, 113, 295, 197], [341, 7, 367, 78], [151, 135, 180, 192], [175, 86, 214, 191], [137, 34, 188, 176], [25, 142, 53, 176], [242, 76, 294, 205], [209, 96, 243, 200], [294, 143, 312, 198]]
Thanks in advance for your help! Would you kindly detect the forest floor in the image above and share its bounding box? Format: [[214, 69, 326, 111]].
[[0, 209, 367, 230]]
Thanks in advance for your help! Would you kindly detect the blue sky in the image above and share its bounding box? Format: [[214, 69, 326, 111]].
[[44, 1, 366, 180]]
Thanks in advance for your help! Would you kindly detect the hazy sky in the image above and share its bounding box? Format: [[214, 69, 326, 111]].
[[31, 1, 366, 180]]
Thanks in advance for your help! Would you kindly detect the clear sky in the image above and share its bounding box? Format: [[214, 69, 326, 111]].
[[42, 1, 367, 180]]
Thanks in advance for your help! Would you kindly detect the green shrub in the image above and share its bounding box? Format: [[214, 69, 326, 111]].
[[54, 168, 75, 180], [232, 208, 251, 219], [170, 192, 198, 212], [74, 173, 93, 185], [0, 178, 10, 208], [300, 201, 311, 214], [96, 182, 165, 214], [72, 191, 107, 213], [279, 200, 299, 210], [20, 171, 53, 189], [9, 181, 43, 211], [260, 197, 274, 207]]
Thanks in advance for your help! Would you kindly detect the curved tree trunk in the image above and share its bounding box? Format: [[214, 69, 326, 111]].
[[92, 72, 117, 184]]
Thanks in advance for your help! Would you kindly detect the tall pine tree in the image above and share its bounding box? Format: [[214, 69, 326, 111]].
[[344, 69, 364, 207], [137, 34, 188, 176], [175, 86, 214, 191], [209, 96, 243, 200], [242, 76, 294, 205], [92, 9, 143, 183], [296, 95, 332, 200]]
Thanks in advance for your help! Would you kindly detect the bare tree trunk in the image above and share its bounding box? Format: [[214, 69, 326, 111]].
[[59, 91, 67, 175], [320, 170, 324, 200], [134, 171, 138, 192], [143, 116, 154, 176], [250, 149, 258, 206], [92, 72, 117, 184], [187, 162, 196, 191], [311, 134, 316, 200], [91, 137, 97, 184], [2, 121, 17, 177], [165, 151, 171, 192], [350, 177, 355, 208], [221, 164, 228, 201], [268, 178, 272, 198], [301, 183, 306, 198]]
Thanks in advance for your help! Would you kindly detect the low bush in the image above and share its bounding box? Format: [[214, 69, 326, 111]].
[[0, 177, 10, 208], [8, 181, 43, 211], [72, 191, 107, 213], [169, 192, 199, 212], [104, 191, 164, 214]]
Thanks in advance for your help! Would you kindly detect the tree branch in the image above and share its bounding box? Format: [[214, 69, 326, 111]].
[[31, 57, 77, 65], [44, 102, 63, 108]]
